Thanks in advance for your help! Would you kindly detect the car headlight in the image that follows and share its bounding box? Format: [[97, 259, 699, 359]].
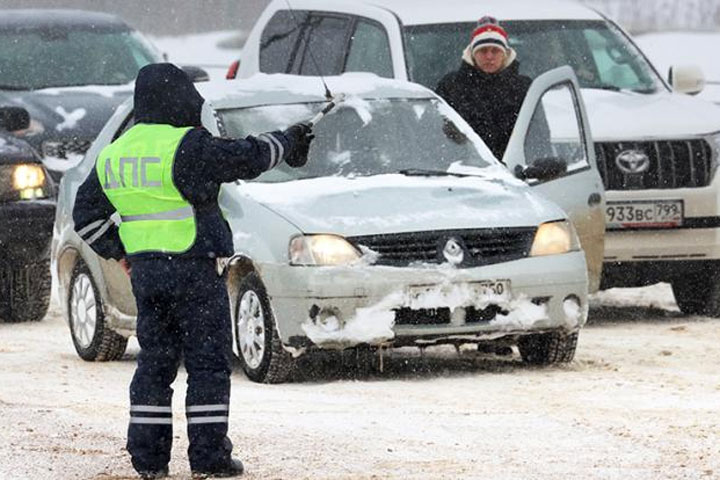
[[289, 234, 361, 265], [530, 220, 579, 257], [2, 164, 49, 200]]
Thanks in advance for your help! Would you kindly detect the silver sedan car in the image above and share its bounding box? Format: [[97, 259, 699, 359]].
[[53, 72, 597, 383]]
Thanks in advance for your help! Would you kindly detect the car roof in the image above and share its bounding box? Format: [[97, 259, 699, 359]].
[[199, 73, 436, 110], [278, 0, 603, 25], [0, 9, 131, 32]]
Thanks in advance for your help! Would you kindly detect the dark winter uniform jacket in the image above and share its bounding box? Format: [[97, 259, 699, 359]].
[[436, 58, 532, 161], [73, 63, 293, 261]]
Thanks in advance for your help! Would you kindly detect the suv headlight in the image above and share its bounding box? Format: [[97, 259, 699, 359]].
[[530, 220, 580, 257], [0, 164, 50, 201], [289, 234, 361, 265]]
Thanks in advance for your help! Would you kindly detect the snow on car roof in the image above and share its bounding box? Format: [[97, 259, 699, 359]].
[[197, 73, 435, 109], [342, 0, 602, 24]]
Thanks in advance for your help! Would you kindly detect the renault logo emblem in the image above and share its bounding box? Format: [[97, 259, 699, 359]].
[[442, 238, 464, 265], [615, 149, 650, 174]]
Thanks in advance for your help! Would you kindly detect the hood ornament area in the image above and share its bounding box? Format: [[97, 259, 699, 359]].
[[442, 238, 465, 265], [615, 149, 650, 174]]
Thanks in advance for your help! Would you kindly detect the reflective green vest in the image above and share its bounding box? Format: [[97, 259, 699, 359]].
[[96, 124, 196, 255]]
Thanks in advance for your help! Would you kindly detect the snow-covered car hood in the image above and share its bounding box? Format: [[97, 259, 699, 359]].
[[0, 85, 132, 148], [582, 88, 720, 140], [236, 173, 564, 237]]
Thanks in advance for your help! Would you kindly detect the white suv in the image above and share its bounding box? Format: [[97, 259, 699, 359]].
[[239, 0, 720, 315]]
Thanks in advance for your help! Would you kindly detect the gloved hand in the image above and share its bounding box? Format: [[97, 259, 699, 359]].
[[283, 122, 315, 168]]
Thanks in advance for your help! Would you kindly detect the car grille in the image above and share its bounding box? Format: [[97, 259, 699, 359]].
[[595, 139, 714, 190], [348, 228, 536, 267], [41, 139, 92, 159]]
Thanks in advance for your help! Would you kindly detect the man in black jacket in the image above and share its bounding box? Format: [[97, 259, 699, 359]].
[[436, 16, 532, 161], [73, 63, 313, 479]]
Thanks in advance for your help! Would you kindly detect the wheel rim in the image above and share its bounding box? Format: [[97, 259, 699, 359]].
[[70, 273, 97, 349], [237, 290, 266, 370]]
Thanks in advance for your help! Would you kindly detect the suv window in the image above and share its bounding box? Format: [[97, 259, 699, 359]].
[[345, 20, 393, 78], [298, 15, 352, 76], [403, 20, 661, 93], [259, 10, 309, 74]]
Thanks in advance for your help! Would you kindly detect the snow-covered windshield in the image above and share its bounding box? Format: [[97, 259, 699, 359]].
[[218, 98, 496, 183], [405, 20, 662, 94], [0, 30, 158, 90]]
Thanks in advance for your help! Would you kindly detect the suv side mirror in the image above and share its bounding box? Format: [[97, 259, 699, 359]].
[[514, 157, 567, 182], [0, 106, 30, 131], [181, 65, 210, 83], [669, 65, 705, 95]]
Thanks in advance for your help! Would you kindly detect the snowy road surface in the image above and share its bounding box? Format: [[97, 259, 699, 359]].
[[1, 284, 719, 480]]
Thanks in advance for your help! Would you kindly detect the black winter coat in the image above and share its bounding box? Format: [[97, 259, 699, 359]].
[[436, 60, 532, 161], [73, 63, 294, 261]]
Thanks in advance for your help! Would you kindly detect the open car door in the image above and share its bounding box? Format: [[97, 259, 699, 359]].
[[503, 66, 606, 292]]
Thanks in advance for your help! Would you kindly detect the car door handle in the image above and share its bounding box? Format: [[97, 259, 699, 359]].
[[588, 192, 602, 207]]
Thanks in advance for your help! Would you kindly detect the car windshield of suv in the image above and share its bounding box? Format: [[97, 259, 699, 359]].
[[218, 98, 499, 183], [404, 20, 662, 94], [0, 29, 158, 90]]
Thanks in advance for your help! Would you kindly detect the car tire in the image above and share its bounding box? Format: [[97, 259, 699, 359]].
[[518, 331, 578, 365], [0, 260, 51, 323], [68, 261, 127, 361], [235, 272, 294, 384], [671, 273, 720, 317]]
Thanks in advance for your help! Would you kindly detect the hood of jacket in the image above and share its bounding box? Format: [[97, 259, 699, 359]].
[[134, 63, 204, 127]]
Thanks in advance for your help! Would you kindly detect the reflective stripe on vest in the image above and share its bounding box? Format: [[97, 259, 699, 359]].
[[96, 124, 196, 255]]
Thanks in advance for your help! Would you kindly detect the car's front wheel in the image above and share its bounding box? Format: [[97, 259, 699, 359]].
[[68, 261, 127, 361], [235, 272, 294, 384], [671, 273, 720, 317], [518, 331, 578, 365], [0, 260, 51, 323]]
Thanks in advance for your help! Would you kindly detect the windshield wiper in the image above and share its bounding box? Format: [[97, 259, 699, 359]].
[[0, 84, 29, 91], [587, 84, 622, 92], [396, 168, 469, 177]]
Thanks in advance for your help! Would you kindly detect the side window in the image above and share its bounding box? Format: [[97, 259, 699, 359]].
[[524, 83, 588, 175], [259, 10, 309, 74], [345, 20, 393, 78], [298, 15, 351, 76], [584, 29, 641, 88]]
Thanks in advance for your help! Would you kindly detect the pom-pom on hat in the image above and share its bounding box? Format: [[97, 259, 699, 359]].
[[470, 16, 509, 54]]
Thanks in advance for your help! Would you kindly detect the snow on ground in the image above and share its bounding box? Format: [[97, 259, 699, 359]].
[[636, 32, 720, 104], [1, 285, 719, 479]]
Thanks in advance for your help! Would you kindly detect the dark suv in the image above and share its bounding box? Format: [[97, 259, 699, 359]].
[[0, 106, 55, 322], [0, 9, 164, 183]]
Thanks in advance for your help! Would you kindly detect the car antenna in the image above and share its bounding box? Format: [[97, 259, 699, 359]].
[[283, 0, 333, 100]]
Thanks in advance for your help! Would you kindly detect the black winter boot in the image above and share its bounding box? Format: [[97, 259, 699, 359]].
[[192, 457, 244, 478], [137, 466, 169, 479]]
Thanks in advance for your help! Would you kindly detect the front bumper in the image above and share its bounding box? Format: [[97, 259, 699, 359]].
[[259, 251, 588, 350], [601, 183, 720, 286], [0, 199, 55, 266]]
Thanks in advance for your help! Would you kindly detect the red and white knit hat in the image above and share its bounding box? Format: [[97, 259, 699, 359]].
[[469, 16, 509, 54]]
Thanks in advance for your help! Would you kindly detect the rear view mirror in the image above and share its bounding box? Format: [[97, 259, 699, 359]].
[[514, 157, 567, 182], [181, 65, 210, 83], [669, 65, 705, 95], [0, 106, 30, 131]]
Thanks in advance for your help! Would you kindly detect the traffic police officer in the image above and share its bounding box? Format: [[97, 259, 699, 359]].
[[72, 63, 313, 478]]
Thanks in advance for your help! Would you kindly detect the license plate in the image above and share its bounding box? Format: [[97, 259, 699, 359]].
[[407, 280, 511, 309], [606, 200, 683, 228]]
